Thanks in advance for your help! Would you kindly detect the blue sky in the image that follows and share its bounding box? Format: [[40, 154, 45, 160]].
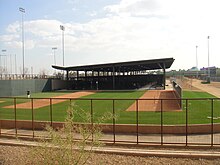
[[0, 0, 220, 74]]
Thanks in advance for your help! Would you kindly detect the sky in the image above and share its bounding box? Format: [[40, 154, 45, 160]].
[[0, 0, 220, 75]]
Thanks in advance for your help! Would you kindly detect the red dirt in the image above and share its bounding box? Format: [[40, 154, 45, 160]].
[[127, 90, 181, 112], [4, 91, 95, 109]]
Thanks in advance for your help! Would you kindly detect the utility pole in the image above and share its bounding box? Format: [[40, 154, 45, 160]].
[[1, 50, 7, 73]]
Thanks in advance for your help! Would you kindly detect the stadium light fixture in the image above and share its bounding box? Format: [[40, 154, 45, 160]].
[[19, 7, 25, 78]]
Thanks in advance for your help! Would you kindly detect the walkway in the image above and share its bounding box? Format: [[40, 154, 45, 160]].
[[1, 128, 220, 146], [1, 137, 220, 159], [188, 79, 220, 98]]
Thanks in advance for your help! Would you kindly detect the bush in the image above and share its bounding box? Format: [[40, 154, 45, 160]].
[[29, 103, 113, 165]]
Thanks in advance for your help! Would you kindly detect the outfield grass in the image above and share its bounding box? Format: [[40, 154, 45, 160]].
[[0, 91, 144, 122], [0, 90, 220, 124]]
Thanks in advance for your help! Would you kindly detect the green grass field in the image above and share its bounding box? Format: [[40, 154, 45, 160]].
[[0, 90, 220, 124]]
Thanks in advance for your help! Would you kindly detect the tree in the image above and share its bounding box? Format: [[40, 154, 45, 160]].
[[39, 69, 49, 78]]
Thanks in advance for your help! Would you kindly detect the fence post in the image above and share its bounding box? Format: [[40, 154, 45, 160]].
[[14, 98, 17, 137], [0, 103, 1, 135], [136, 99, 139, 144], [160, 99, 163, 145], [211, 98, 214, 147], [186, 99, 188, 146], [112, 99, 115, 143], [31, 98, 34, 139], [50, 98, 53, 127], [90, 99, 93, 142]]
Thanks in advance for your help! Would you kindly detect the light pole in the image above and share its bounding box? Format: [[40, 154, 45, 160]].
[[15, 54, 17, 75], [196, 45, 198, 78], [10, 54, 12, 75], [19, 7, 25, 78], [2, 50, 7, 73], [0, 50, 6, 74], [207, 36, 210, 83], [52, 47, 57, 65], [60, 25, 65, 66]]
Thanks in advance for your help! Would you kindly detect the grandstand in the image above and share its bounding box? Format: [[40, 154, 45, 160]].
[[52, 57, 175, 90]]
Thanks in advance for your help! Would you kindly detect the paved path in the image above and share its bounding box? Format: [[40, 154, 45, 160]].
[[190, 79, 220, 98], [1, 137, 220, 159], [1, 128, 220, 146]]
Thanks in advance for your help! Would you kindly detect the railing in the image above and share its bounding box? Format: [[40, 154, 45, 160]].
[[0, 74, 57, 80], [0, 97, 220, 147], [172, 80, 182, 108]]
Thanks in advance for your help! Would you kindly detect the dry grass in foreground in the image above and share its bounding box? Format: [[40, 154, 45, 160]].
[[1, 145, 220, 165]]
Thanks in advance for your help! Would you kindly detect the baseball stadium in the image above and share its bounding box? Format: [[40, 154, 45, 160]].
[[3, 0, 220, 163], [0, 57, 220, 147]]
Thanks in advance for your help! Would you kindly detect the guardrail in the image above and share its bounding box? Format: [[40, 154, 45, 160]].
[[0, 74, 61, 80], [0, 97, 220, 147]]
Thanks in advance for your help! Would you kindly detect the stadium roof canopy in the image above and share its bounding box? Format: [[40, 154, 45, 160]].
[[52, 57, 175, 72]]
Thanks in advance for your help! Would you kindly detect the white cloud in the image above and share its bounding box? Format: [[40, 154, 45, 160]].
[[104, 0, 161, 17], [0, 34, 19, 42], [4, 41, 21, 49], [4, 40, 35, 50], [88, 11, 97, 17], [6, 21, 20, 33], [25, 40, 35, 49], [25, 20, 62, 37], [2, 0, 220, 73]]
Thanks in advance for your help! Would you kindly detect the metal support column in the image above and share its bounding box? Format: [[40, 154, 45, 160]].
[[66, 70, 69, 80], [163, 63, 166, 90], [97, 71, 100, 90], [76, 71, 79, 80], [113, 66, 115, 90], [118, 67, 121, 89]]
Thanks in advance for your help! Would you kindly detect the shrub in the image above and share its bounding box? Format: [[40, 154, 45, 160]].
[[29, 103, 113, 165]]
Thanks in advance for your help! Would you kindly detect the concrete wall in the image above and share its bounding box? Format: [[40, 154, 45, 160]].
[[0, 79, 52, 96], [51, 79, 69, 90]]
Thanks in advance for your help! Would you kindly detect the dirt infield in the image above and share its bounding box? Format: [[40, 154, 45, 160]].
[[4, 91, 95, 109], [127, 90, 181, 112]]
